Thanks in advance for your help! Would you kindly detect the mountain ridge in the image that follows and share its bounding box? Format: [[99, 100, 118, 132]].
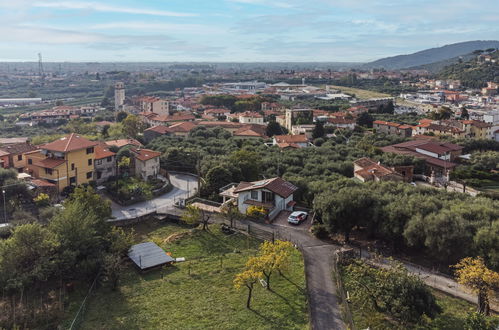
[[363, 40, 499, 70]]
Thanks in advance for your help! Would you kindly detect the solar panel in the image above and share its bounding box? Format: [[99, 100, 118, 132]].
[[128, 242, 174, 270]]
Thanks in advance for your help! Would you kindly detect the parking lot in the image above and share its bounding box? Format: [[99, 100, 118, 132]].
[[272, 210, 313, 231]]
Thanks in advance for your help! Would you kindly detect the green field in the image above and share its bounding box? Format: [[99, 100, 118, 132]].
[[327, 85, 391, 99], [72, 220, 309, 330], [340, 265, 497, 329]]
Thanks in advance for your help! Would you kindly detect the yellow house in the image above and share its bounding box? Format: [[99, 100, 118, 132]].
[[26, 134, 98, 192]]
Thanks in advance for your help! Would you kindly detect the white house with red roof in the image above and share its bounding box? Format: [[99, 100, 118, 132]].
[[220, 177, 298, 220]]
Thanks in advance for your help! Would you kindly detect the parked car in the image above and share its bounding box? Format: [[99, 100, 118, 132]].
[[287, 211, 308, 225]]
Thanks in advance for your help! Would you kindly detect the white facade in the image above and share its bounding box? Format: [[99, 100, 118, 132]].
[[134, 157, 160, 181], [236, 188, 294, 219], [239, 115, 264, 125]]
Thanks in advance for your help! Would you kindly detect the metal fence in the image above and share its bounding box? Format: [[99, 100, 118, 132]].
[[331, 252, 355, 330], [68, 272, 100, 330]]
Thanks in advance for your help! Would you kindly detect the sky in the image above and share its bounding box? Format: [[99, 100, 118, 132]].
[[0, 0, 498, 62]]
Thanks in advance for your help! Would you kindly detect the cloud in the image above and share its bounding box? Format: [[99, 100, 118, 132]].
[[89, 22, 227, 35], [33, 1, 198, 17]]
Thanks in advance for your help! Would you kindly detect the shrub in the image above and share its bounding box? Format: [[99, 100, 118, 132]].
[[311, 223, 329, 239]]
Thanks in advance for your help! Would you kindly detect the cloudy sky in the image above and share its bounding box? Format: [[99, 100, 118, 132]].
[[0, 0, 498, 62]]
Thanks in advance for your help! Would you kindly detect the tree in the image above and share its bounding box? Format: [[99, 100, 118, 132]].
[[204, 166, 232, 198], [356, 112, 374, 128], [234, 262, 263, 308], [347, 260, 441, 325], [229, 150, 261, 182], [314, 187, 378, 242], [122, 114, 145, 139], [461, 107, 470, 120], [266, 121, 285, 137], [116, 111, 128, 122], [312, 122, 325, 139], [254, 240, 294, 289], [181, 204, 210, 231], [454, 257, 499, 315]]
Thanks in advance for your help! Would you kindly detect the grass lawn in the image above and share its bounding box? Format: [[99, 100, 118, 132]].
[[340, 265, 496, 330], [327, 85, 391, 99], [77, 219, 308, 329]]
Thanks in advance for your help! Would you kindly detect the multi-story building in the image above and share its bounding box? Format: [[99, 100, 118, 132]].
[[94, 144, 116, 184], [25, 134, 98, 192], [130, 148, 161, 181], [227, 111, 265, 125], [374, 120, 413, 137], [0, 142, 37, 172], [135, 96, 169, 116]]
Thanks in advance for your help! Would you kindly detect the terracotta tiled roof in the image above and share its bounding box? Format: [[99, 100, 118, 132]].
[[0, 143, 37, 155], [35, 158, 65, 169], [30, 179, 56, 187], [145, 125, 170, 134], [274, 134, 309, 143], [328, 118, 355, 125], [131, 148, 161, 162], [41, 133, 97, 152], [276, 142, 300, 149], [233, 177, 298, 198], [168, 122, 197, 133], [94, 145, 116, 160], [105, 139, 143, 148], [374, 120, 401, 128]]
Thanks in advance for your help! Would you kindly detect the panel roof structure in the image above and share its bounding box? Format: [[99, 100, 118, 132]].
[[128, 242, 174, 270]]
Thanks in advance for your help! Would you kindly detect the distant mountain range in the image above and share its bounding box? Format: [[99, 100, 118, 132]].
[[363, 40, 499, 70]]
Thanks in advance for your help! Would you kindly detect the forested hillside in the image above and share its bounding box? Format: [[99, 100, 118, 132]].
[[437, 50, 499, 88]]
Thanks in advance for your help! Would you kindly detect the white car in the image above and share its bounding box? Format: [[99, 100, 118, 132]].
[[287, 211, 308, 225]]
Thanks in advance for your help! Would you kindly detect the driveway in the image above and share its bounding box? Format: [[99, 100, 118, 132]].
[[109, 173, 198, 220], [272, 210, 313, 232], [212, 216, 346, 330]]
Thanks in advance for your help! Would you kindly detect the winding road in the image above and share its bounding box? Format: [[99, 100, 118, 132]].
[[109, 173, 198, 221]]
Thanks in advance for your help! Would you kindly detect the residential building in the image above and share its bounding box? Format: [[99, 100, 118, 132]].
[[204, 108, 230, 119], [25, 134, 98, 192], [325, 118, 357, 130], [94, 144, 116, 184], [130, 148, 161, 180], [135, 96, 170, 116], [0, 142, 37, 172], [373, 120, 413, 137], [220, 177, 298, 220], [227, 111, 265, 125], [381, 139, 463, 179], [105, 139, 143, 149], [273, 135, 310, 148], [353, 158, 412, 182]]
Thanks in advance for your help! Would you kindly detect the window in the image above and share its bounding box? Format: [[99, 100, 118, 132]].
[[86, 147, 94, 154], [95, 159, 102, 166], [107, 156, 112, 162], [250, 190, 258, 200], [45, 168, 53, 175], [262, 191, 274, 204], [28, 159, 32, 165], [107, 167, 113, 172], [17, 155, 22, 161], [96, 171, 102, 179], [71, 163, 75, 171], [86, 171, 93, 179], [88, 159, 93, 166], [70, 177, 76, 185]]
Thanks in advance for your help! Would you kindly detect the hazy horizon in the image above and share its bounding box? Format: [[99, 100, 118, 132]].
[[1, 0, 498, 62]]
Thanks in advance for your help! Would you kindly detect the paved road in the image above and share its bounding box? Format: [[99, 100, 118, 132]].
[[109, 173, 198, 221], [359, 249, 499, 312], [214, 216, 347, 330]]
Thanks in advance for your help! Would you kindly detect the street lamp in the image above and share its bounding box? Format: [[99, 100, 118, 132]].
[[2, 190, 6, 223]]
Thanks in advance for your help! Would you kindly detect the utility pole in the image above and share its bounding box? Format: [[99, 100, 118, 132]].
[[2, 189, 6, 223]]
